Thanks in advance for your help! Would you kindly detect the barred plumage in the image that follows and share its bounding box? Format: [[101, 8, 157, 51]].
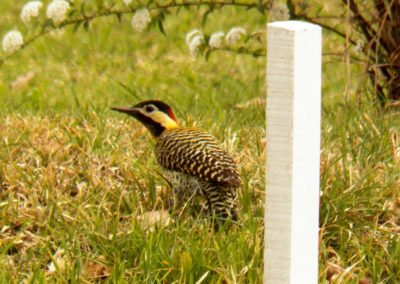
[[156, 128, 240, 220], [111, 100, 241, 223], [156, 128, 240, 187]]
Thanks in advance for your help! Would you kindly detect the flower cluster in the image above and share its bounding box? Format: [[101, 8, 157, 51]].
[[3, 1, 253, 60], [21, 1, 43, 24], [2, 0, 73, 54], [185, 27, 247, 56], [209, 31, 224, 49], [2, 31, 24, 54], [185, 29, 200, 46], [186, 29, 205, 56], [225, 27, 247, 46], [131, 8, 151, 32], [46, 0, 70, 24]]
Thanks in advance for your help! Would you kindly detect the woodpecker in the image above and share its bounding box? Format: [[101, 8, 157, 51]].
[[111, 100, 240, 222]]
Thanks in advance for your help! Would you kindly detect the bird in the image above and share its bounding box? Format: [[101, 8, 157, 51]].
[[111, 100, 241, 224]]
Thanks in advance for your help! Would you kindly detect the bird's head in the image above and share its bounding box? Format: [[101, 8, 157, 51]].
[[111, 100, 179, 138]]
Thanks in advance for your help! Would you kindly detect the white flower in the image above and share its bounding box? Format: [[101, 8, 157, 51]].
[[2, 31, 24, 53], [188, 34, 204, 57], [131, 8, 151, 32], [21, 1, 43, 24], [185, 29, 205, 56], [209, 31, 224, 49], [185, 29, 201, 46], [46, 0, 70, 24], [225, 27, 247, 46], [354, 40, 364, 53], [123, 0, 133, 5]]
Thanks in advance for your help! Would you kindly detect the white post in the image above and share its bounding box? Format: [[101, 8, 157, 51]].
[[264, 21, 322, 283]]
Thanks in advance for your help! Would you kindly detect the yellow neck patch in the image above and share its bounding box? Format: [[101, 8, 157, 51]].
[[148, 111, 179, 130]]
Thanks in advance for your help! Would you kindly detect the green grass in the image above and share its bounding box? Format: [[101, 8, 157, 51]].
[[0, 1, 399, 283]]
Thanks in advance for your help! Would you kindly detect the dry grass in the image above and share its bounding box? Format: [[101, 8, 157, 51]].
[[0, 113, 265, 282], [319, 105, 400, 283], [0, 102, 398, 283]]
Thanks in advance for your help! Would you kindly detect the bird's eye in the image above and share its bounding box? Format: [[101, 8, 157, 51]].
[[145, 105, 156, 113]]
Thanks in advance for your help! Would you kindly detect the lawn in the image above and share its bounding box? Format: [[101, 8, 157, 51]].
[[0, 1, 399, 283]]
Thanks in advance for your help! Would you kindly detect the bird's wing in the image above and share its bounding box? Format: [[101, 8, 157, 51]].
[[155, 128, 241, 187]]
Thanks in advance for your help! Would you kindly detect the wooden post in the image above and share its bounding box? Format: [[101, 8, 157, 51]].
[[264, 21, 322, 283]]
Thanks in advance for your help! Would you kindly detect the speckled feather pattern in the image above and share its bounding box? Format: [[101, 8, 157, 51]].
[[155, 128, 241, 187], [155, 128, 240, 219]]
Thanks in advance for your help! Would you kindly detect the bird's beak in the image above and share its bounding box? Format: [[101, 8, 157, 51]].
[[111, 106, 139, 114]]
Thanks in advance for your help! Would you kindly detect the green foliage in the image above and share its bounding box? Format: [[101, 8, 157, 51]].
[[288, 0, 400, 105]]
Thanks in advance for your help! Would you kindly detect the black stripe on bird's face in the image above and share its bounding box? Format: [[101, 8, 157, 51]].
[[111, 103, 178, 138], [130, 110, 167, 138]]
